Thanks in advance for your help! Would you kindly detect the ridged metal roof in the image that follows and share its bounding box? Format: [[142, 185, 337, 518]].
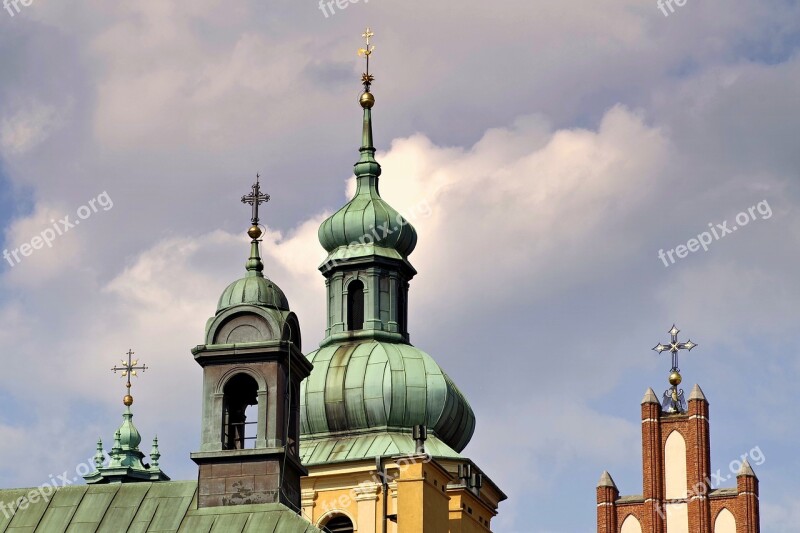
[[0, 482, 318, 533], [300, 431, 462, 466], [318, 182, 417, 258], [300, 340, 475, 455], [217, 275, 290, 313]]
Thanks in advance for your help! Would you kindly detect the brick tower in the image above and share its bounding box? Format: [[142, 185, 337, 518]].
[[596, 326, 760, 533]]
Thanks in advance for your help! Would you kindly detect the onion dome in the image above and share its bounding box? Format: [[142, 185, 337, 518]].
[[116, 408, 142, 459], [300, 340, 475, 456], [317, 87, 417, 259]]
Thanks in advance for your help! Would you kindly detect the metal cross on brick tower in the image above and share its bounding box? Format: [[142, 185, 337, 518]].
[[653, 325, 697, 413], [241, 174, 270, 228], [111, 349, 148, 407]]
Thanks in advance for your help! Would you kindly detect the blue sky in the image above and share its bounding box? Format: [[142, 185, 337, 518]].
[[1, 0, 799, 531]]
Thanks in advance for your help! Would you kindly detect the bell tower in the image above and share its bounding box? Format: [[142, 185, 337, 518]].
[[190, 177, 312, 510]]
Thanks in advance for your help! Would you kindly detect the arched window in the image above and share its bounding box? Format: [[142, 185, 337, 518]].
[[397, 284, 406, 334], [347, 280, 364, 331], [714, 508, 736, 533], [664, 430, 688, 499], [222, 374, 258, 450], [322, 515, 354, 533], [620, 515, 642, 533]]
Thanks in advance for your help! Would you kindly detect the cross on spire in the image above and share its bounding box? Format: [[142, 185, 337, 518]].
[[241, 174, 270, 227], [653, 324, 697, 371], [358, 27, 376, 90], [111, 349, 148, 406]]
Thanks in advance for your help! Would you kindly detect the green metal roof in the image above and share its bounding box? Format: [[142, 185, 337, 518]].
[[217, 275, 289, 313], [0, 481, 319, 533], [317, 179, 417, 259], [216, 239, 290, 314], [317, 106, 417, 260], [300, 431, 462, 466], [300, 340, 476, 455]]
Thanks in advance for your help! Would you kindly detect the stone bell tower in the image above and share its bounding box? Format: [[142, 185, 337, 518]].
[[190, 178, 312, 510]]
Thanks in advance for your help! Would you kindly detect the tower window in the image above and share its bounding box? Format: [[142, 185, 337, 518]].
[[397, 284, 406, 334], [322, 515, 354, 533], [222, 374, 259, 450], [347, 280, 364, 331]]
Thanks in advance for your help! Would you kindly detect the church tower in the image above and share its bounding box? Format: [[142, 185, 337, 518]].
[[190, 179, 312, 510], [597, 326, 760, 533], [298, 29, 506, 533]]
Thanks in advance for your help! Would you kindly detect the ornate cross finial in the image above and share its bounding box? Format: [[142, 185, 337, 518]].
[[358, 27, 376, 90], [111, 349, 148, 407], [241, 174, 270, 228], [653, 325, 698, 413], [653, 324, 697, 371]]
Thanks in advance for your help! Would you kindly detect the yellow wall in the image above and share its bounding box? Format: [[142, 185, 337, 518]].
[[301, 455, 500, 532], [395, 457, 451, 532], [448, 489, 493, 532]]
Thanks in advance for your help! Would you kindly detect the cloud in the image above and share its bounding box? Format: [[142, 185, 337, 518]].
[[1, 2, 799, 530], [0, 101, 62, 156]]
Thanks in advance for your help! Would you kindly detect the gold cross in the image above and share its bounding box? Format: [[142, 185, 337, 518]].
[[360, 27, 374, 51], [111, 349, 148, 406], [358, 27, 376, 88]]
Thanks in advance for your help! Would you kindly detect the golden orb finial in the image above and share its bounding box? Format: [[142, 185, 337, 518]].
[[247, 225, 262, 239], [359, 91, 375, 109], [123, 394, 134, 406], [669, 371, 682, 387]]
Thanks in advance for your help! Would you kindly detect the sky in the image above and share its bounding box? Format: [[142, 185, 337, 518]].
[[0, 0, 799, 531]]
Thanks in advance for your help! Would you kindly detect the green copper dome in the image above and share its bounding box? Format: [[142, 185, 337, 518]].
[[217, 275, 289, 312], [318, 177, 417, 257], [216, 240, 290, 312], [300, 340, 475, 453], [117, 409, 142, 454], [317, 105, 417, 258]]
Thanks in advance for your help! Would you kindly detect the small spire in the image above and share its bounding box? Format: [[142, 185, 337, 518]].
[[688, 384, 707, 402], [354, 28, 381, 181], [94, 438, 105, 468], [240, 176, 269, 277], [111, 429, 122, 465], [597, 470, 617, 488], [737, 458, 757, 478], [642, 387, 659, 405], [86, 357, 169, 484], [150, 436, 161, 469]]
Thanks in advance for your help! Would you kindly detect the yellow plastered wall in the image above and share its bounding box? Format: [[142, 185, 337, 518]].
[[395, 458, 452, 533], [448, 488, 493, 533], [302, 465, 385, 532]]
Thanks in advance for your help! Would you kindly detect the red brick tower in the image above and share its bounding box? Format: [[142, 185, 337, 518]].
[[596, 326, 760, 533]]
